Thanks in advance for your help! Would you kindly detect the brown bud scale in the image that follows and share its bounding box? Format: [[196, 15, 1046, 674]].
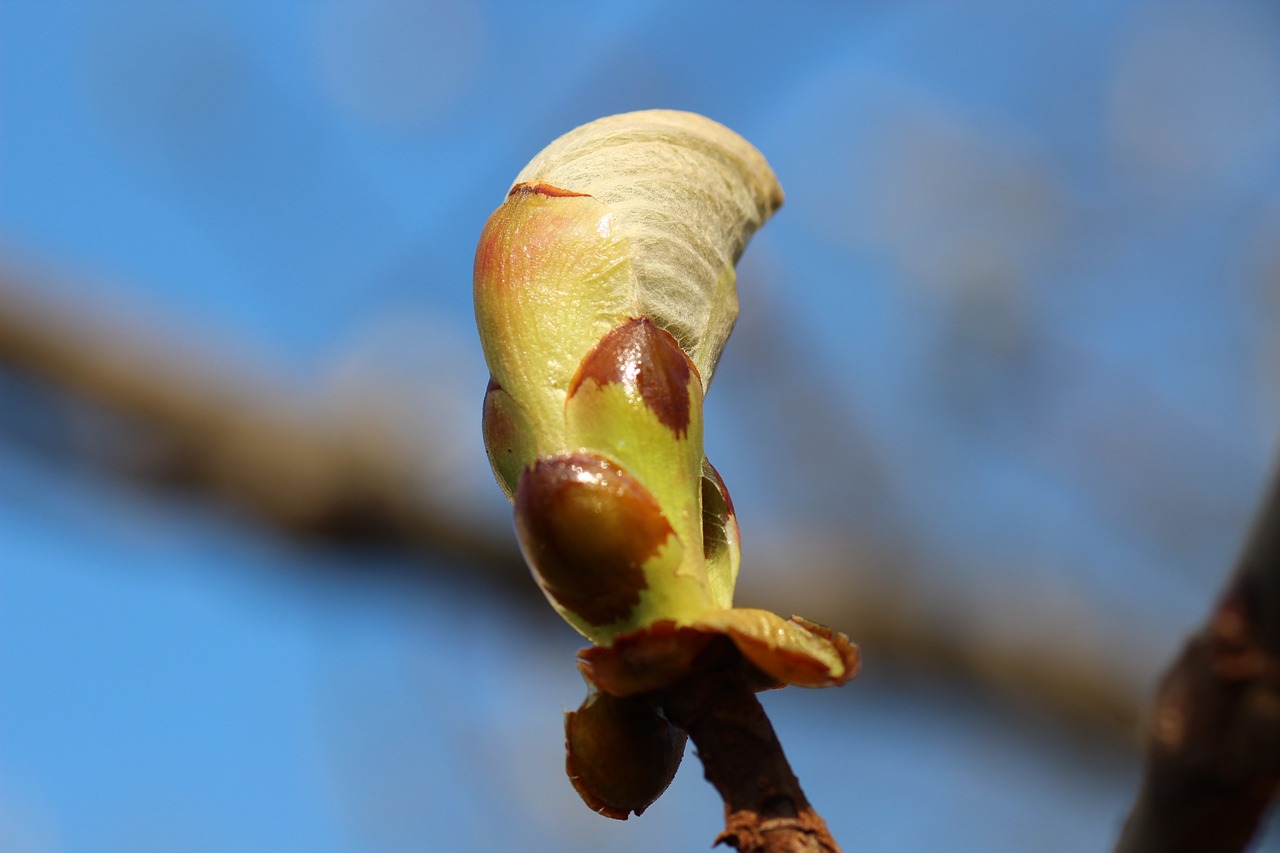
[[569, 317, 698, 437], [514, 453, 674, 626]]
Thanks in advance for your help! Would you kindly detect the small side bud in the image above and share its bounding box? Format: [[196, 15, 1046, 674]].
[[700, 460, 741, 609], [481, 377, 535, 501]]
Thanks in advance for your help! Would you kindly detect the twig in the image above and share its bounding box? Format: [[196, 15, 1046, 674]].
[[659, 657, 840, 852], [1114, 471, 1280, 852]]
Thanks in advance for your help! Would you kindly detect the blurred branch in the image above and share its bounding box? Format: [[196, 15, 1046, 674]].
[[1114, 471, 1280, 853], [0, 265, 1144, 735], [0, 268, 522, 572], [742, 534, 1147, 731]]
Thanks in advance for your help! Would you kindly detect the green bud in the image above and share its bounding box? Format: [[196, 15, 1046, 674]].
[[474, 110, 858, 819]]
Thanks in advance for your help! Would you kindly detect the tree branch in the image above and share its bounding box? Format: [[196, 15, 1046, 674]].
[[659, 659, 840, 852], [0, 268, 522, 570], [1114, 471, 1280, 852], [0, 265, 1157, 736]]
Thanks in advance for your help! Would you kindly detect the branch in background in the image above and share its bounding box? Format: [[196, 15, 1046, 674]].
[[1114, 472, 1280, 853], [0, 267, 1145, 736], [0, 270, 522, 573]]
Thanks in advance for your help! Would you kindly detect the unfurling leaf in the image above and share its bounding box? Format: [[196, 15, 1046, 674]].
[[512, 110, 784, 385]]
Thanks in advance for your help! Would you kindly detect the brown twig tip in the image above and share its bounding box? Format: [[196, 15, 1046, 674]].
[[658, 660, 842, 853]]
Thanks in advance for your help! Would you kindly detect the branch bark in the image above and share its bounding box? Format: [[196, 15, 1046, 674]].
[[660, 663, 840, 852], [1114, 471, 1280, 852]]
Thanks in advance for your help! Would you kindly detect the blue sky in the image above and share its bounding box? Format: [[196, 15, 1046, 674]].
[[4, 1, 1280, 850]]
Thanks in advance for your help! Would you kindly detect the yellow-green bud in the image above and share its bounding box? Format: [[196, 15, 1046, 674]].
[[474, 110, 858, 819]]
